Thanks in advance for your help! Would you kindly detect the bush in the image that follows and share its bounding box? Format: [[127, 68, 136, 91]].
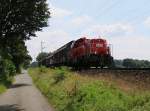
[[0, 59, 16, 87], [38, 66, 47, 73], [53, 67, 67, 84], [0, 84, 7, 94], [2, 59, 16, 76]]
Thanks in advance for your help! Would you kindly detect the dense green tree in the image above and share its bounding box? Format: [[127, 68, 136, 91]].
[[122, 58, 150, 68], [0, 0, 50, 72], [2, 36, 32, 72], [23, 55, 32, 69], [0, 0, 50, 41], [36, 52, 49, 63], [30, 61, 38, 68], [0, 54, 2, 75], [114, 59, 124, 68], [123, 59, 135, 68]]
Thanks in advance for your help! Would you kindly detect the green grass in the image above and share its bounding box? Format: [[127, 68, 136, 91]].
[[0, 84, 7, 94], [0, 75, 14, 94], [29, 67, 150, 111]]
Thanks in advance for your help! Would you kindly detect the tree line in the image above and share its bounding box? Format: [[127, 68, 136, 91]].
[[115, 59, 150, 68], [0, 0, 50, 84]]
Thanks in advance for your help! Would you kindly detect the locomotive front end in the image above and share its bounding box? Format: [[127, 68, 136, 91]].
[[70, 37, 113, 68], [86, 38, 112, 67]]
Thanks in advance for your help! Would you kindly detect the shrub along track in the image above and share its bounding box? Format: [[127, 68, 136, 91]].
[[77, 68, 150, 92]]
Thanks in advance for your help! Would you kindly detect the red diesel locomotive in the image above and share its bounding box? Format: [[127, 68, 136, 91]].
[[40, 37, 113, 68]]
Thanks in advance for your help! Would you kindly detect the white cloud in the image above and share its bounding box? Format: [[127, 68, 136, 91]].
[[27, 32, 150, 61], [144, 17, 150, 27], [26, 30, 71, 61], [107, 36, 150, 60], [51, 6, 72, 19], [81, 23, 134, 37], [70, 15, 93, 27], [26, 3, 150, 61]]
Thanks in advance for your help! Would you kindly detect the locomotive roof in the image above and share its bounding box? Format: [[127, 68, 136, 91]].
[[77, 37, 106, 41], [46, 41, 74, 58]]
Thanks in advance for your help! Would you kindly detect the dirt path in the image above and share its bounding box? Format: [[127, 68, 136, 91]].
[[0, 71, 54, 111]]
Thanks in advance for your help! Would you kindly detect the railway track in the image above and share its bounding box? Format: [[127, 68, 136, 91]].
[[108, 68, 150, 71], [76, 67, 150, 75], [76, 67, 150, 71]]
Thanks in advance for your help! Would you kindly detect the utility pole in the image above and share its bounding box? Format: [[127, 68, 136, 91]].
[[41, 41, 45, 53], [109, 44, 113, 57], [99, 35, 101, 39]]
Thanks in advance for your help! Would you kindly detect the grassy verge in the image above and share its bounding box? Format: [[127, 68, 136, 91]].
[[0, 77, 13, 94], [29, 67, 150, 111], [0, 84, 7, 94], [0, 59, 16, 94]]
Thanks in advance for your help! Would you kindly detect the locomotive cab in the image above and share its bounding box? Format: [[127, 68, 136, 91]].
[[89, 39, 108, 55]]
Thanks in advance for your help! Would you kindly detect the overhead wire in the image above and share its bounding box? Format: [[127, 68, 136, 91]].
[[95, 0, 121, 18], [95, 0, 150, 25], [116, 0, 150, 25]]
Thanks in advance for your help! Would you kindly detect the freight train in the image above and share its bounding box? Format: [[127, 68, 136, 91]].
[[40, 37, 114, 69]]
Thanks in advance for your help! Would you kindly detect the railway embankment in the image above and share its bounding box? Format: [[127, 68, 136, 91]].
[[29, 67, 150, 111], [78, 69, 150, 91]]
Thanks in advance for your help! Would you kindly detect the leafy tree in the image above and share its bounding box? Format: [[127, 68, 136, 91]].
[[0, 59, 16, 84], [114, 59, 124, 68], [2, 36, 32, 72], [23, 55, 32, 69], [0, 0, 50, 72], [36, 52, 49, 63], [0, 0, 50, 41], [0, 55, 2, 75], [123, 59, 136, 68], [30, 61, 38, 68], [122, 58, 150, 68]]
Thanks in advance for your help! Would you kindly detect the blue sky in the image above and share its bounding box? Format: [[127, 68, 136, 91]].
[[26, 0, 150, 61]]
